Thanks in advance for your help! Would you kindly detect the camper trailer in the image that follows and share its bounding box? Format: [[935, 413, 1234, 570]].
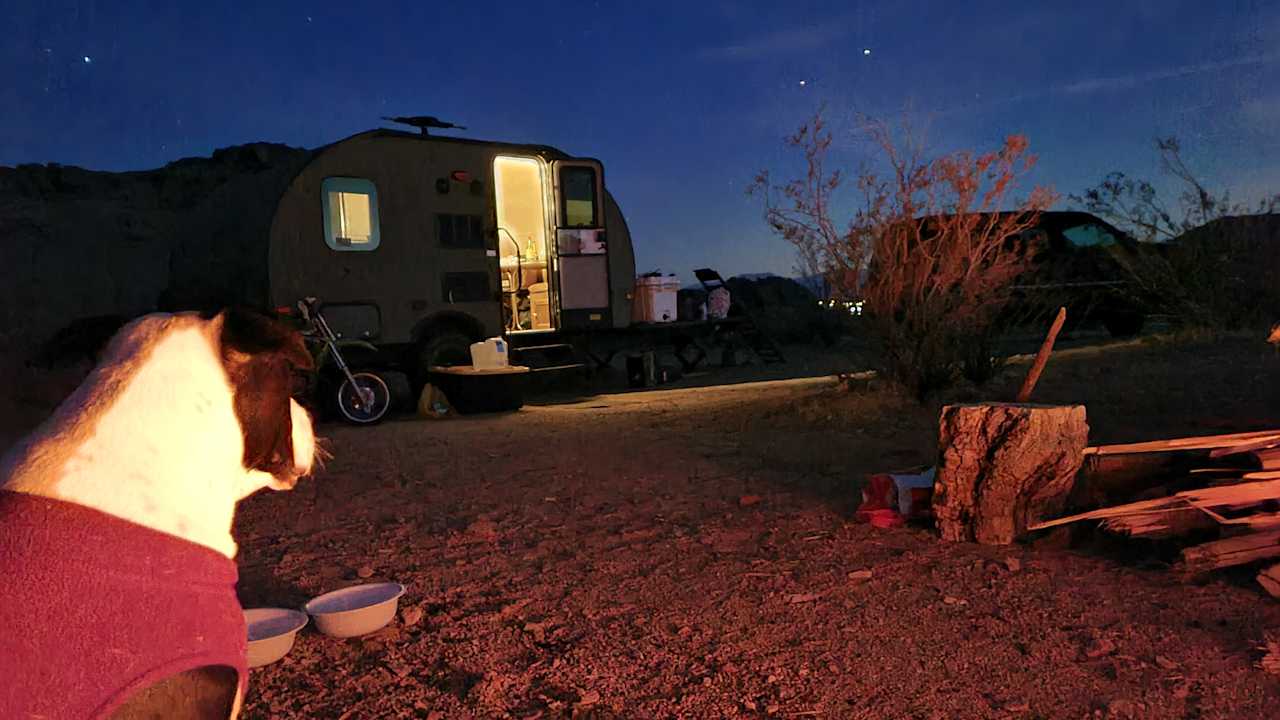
[[136, 121, 640, 384], [261, 125, 637, 376]]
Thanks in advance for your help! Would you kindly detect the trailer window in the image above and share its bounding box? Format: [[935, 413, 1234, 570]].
[[560, 166, 598, 227], [322, 177, 381, 251], [437, 213, 485, 249]]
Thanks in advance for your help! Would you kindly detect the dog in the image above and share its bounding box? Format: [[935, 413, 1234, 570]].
[[1, 307, 317, 719]]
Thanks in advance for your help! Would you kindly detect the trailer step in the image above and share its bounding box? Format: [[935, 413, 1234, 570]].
[[511, 343, 576, 354]]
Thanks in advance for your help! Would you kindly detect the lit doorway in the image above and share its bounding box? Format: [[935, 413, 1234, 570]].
[[494, 156, 553, 332]]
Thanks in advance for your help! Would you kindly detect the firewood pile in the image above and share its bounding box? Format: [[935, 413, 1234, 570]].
[[1030, 429, 1280, 600]]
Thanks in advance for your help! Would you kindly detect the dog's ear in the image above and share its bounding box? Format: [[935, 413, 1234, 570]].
[[212, 307, 312, 478], [211, 306, 313, 372]]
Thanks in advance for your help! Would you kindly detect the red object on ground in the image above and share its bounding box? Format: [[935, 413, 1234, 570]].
[[868, 508, 906, 528], [0, 490, 247, 719], [854, 473, 897, 523]]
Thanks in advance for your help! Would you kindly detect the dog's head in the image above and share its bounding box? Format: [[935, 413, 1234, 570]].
[[205, 307, 317, 492]]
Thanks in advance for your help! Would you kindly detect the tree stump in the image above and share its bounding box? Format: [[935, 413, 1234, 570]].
[[933, 403, 1088, 544]]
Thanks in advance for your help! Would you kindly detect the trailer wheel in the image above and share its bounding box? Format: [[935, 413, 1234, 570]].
[[414, 331, 474, 392]]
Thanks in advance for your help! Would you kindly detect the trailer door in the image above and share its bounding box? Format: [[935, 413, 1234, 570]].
[[551, 159, 610, 330]]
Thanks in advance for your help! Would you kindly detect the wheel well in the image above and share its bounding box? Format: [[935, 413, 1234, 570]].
[[410, 311, 486, 346]]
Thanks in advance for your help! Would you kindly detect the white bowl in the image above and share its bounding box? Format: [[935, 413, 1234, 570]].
[[303, 582, 406, 638], [244, 608, 309, 668]]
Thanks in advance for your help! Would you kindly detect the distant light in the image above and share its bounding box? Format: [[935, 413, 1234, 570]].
[[83, 55, 91, 63], [798, 80, 807, 86], [862, 48, 872, 56]]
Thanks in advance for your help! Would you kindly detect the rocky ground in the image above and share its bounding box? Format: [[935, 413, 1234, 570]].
[[220, 333, 1280, 719]]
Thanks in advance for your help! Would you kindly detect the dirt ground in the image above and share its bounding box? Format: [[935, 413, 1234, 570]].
[[221, 333, 1280, 719], [2, 331, 1279, 718]]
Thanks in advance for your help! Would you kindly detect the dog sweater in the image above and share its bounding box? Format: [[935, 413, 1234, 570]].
[[0, 490, 248, 719]]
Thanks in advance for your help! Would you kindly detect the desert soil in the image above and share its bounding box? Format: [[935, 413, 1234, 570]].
[[220, 333, 1280, 719]]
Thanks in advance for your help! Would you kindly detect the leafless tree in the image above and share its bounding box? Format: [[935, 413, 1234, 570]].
[[751, 110, 1057, 400], [1073, 137, 1280, 328], [1073, 137, 1279, 242]]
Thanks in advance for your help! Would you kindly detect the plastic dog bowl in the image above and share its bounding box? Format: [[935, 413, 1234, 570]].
[[244, 608, 309, 668], [304, 582, 406, 638]]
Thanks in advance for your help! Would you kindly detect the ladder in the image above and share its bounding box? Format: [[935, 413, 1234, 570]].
[[693, 268, 786, 365]]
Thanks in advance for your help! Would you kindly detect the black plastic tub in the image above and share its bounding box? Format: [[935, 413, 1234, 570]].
[[427, 365, 530, 414]]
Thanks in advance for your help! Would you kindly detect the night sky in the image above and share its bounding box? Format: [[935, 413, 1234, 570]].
[[3, 1, 1278, 283]]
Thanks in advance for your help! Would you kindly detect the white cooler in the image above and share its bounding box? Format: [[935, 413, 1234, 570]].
[[632, 276, 679, 323]]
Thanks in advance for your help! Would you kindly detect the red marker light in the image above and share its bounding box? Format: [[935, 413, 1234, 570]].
[[450, 170, 472, 183]]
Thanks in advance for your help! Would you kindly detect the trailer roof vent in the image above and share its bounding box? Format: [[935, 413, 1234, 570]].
[[381, 115, 467, 136]]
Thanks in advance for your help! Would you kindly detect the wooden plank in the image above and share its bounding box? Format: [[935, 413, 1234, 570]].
[[1183, 529, 1280, 572], [1254, 447, 1280, 470], [1030, 478, 1280, 531], [1209, 436, 1280, 459], [1242, 470, 1280, 481], [1085, 430, 1280, 457], [1015, 306, 1066, 403], [1028, 496, 1186, 531], [1259, 564, 1280, 600], [1182, 478, 1280, 506], [1101, 508, 1217, 537]]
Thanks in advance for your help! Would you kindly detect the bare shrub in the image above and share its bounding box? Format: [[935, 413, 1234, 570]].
[[751, 110, 1056, 400], [1073, 137, 1280, 330]]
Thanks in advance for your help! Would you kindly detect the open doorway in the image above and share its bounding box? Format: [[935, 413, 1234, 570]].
[[494, 155, 554, 333]]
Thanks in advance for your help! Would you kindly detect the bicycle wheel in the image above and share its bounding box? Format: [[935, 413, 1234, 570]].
[[336, 372, 391, 425]]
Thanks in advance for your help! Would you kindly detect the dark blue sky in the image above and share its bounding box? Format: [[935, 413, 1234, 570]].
[[3, 1, 1277, 281]]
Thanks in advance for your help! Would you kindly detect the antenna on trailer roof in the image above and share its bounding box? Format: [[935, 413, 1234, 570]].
[[381, 115, 467, 136]]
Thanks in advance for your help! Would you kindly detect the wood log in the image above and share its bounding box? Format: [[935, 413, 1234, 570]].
[[933, 403, 1088, 544], [1182, 529, 1280, 573]]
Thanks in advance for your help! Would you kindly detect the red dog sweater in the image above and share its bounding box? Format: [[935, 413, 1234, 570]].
[[0, 489, 247, 719]]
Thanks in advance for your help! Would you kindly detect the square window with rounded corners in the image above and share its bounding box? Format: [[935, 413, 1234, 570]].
[[322, 177, 381, 251]]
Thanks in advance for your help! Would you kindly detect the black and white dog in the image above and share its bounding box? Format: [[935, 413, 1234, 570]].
[[1, 307, 317, 719]]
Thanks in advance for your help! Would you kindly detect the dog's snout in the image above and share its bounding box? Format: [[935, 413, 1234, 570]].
[[289, 399, 317, 477]]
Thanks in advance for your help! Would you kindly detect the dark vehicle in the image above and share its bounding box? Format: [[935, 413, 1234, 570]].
[[868, 210, 1153, 338], [1011, 211, 1152, 337]]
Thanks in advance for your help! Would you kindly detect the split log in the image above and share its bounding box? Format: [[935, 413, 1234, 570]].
[[1182, 529, 1280, 573], [933, 403, 1088, 544]]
